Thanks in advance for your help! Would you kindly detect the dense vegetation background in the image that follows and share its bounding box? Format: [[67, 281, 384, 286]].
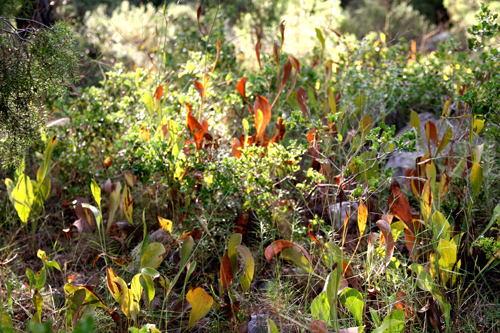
[[1, 0, 500, 332]]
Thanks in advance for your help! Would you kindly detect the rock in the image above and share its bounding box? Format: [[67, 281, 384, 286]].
[[329, 201, 359, 229], [384, 112, 458, 179], [248, 315, 268, 333]]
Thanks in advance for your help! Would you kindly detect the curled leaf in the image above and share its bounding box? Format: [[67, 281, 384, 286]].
[[375, 220, 394, 276], [186, 287, 213, 329], [265, 240, 311, 263], [194, 80, 204, 98]]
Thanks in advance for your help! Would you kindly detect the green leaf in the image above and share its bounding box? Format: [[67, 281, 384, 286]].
[[311, 292, 331, 325], [122, 184, 133, 224], [145, 91, 154, 115], [66, 289, 86, 329], [471, 162, 483, 198], [141, 267, 160, 279], [32, 289, 44, 324], [281, 246, 313, 273], [64, 283, 108, 309], [411, 264, 435, 293], [35, 267, 47, 291], [236, 245, 254, 293], [108, 182, 122, 229], [13, 174, 34, 223], [139, 274, 155, 309], [42, 135, 57, 179], [26, 268, 35, 290], [228, 233, 242, 276], [315, 28, 325, 55], [430, 211, 451, 241], [371, 319, 404, 333], [185, 287, 213, 330], [140, 243, 166, 270], [380, 309, 404, 333], [340, 288, 364, 326], [267, 317, 279, 333], [180, 236, 194, 269]]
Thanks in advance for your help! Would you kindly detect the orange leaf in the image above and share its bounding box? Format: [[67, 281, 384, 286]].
[[388, 180, 414, 235], [253, 96, 271, 141], [232, 138, 242, 158], [358, 200, 368, 237], [104, 157, 113, 169], [220, 253, 233, 291], [179, 229, 202, 242], [154, 85, 164, 101], [236, 78, 252, 115], [185, 102, 208, 148], [194, 80, 204, 98], [308, 223, 322, 247]]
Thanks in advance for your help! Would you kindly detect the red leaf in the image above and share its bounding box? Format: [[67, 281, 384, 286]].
[[425, 120, 438, 152], [253, 96, 272, 141], [220, 252, 233, 291], [404, 228, 416, 260], [285, 55, 301, 101], [154, 85, 164, 101], [297, 86, 308, 118], [265, 240, 311, 263], [273, 41, 279, 70], [194, 80, 204, 98], [196, 5, 204, 37], [310, 320, 328, 333], [279, 20, 285, 53], [255, 41, 262, 70], [269, 118, 286, 145], [388, 180, 415, 235], [271, 59, 292, 108]]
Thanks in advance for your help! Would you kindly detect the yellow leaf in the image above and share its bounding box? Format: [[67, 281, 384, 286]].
[[471, 162, 483, 199], [158, 216, 172, 233], [358, 201, 368, 237], [421, 180, 433, 223], [186, 287, 213, 330]]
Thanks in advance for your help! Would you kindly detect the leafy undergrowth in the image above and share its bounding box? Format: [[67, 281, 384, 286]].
[[2, 3, 500, 333]]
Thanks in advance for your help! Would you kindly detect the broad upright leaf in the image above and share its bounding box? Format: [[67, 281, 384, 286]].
[[91, 179, 101, 209], [471, 162, 483, 198], [220, 252, 233, 291], [358, 201, 368, 237], [194, 80, 204, 97], [340, 288, 364, 326], [411, 264, 435, 293], [265, 240, 311, 262], [253, 96, 271, 141], [180, 236, 195, 268], [281, 246, 313, 273], [267, 317, 279, 333], [255, 40, 262, 69], [297, 86, 308, 118], [311, 292, 331, 324], [144, 91, 154, 115], [186, 287, 213, 330], [232, 138, 242, 158], [436, 126, 452, 156], [236, 245, 254, 293], [107, 181, 122, 229], [311, 320, 328, 333], [388, 180, 414, 235], [106, 267, 120, 302], [421, 180, 433, 222], [376, 220, 394, 276], [140, 243, 166, 270], [425, 120, 438, 152], [154, 86, 164, 101], [122, 185, 133, 224], [12, 174, 34, 223], [43, 135, 57, 178], [228, 233, 242, 276]]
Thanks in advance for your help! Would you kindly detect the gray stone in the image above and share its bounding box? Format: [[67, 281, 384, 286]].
[[248, 315, 268, 333], [329, 201, 359, 229], [385, 112, 458, 179]]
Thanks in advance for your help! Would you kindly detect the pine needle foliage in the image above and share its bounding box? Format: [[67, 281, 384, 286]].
[[0, 18, 78, 168]]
